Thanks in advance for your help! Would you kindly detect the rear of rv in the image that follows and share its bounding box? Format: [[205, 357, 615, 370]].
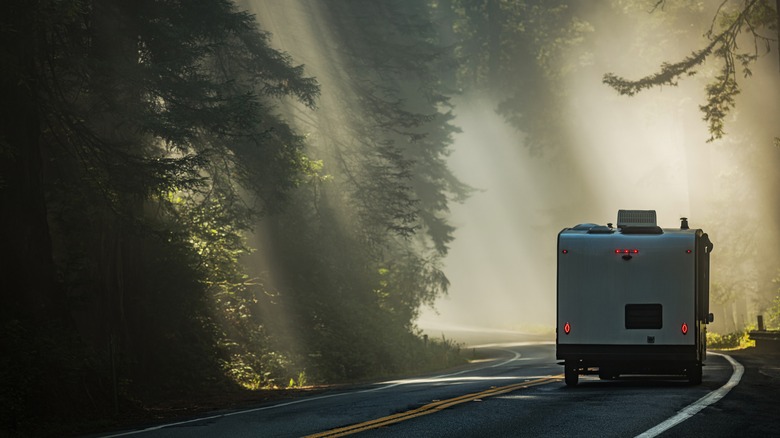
[[556, 210, 713, 386]]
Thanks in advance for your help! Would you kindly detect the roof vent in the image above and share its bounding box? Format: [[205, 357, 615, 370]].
[[617, 210, 657, 228]]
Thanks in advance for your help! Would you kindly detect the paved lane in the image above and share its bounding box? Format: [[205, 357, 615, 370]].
[[101, 343, 737, 437]]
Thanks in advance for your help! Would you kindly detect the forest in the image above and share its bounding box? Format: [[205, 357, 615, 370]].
[[1, 0, 779, 435]]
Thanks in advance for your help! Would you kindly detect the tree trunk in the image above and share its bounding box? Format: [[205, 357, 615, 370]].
[[0, 1, 63, 323], [486, 0, 502, 88]]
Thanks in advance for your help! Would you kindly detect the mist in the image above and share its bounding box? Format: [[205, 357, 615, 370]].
[[243, 1, 780, 339], [419, 2, 780, 338]]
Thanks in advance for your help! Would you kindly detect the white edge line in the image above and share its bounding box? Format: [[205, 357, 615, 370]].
[[100, 347, 525, 437], [634, 352, 744, 438]]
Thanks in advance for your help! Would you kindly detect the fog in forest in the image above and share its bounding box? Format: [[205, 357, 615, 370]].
[[427, 8, 780, 338], [432, 10, 779, 339], [250, 1, 780, 340]]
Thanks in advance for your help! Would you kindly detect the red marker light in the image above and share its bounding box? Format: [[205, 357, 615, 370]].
[[681, 322, 689, 335], [632, 249, 639, 254], [686, 249, 692, 254], [615, 249, 640, 254], [564, 322, 571, 335], [562, 249, 569, 254]]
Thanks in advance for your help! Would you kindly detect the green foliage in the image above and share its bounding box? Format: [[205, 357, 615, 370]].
[[287, 371, 308, 389], [223, 349, 290, 390], [603, 0, 778, 142], [707, 326, 756, 349], [214, 1, 471, 389], [3, 1, 467, 433], [2, 0, 322, 432], [602, 44, 712, 95], [317, 0, 471, 255]]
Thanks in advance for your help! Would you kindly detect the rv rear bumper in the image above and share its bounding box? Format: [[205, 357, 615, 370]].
[[556, 343, 698, 362]]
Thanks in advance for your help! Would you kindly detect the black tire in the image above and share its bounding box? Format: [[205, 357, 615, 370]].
[[687, 364, 702, 385], [565, 361, 579, 387]]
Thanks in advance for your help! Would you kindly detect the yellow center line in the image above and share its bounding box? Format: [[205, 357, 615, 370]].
[[305, 375, 563, 437]]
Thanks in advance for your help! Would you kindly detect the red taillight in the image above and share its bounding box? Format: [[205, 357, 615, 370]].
[[681, 322, 689, 335], [564, 322, 571, 335]]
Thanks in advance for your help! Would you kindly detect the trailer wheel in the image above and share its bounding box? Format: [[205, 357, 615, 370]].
[[687, 364, 702, 385], [564, 362, 579, 387]]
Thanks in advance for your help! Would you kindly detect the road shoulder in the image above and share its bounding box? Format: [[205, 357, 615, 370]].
[[659, 347, 780, 437]]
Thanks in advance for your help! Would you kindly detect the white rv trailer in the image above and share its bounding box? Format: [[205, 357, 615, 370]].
[[556, 210, 714, 386]]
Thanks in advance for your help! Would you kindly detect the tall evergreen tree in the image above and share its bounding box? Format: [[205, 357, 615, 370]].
[[244, 0, 469, 381], [1, 0, 319, 430]]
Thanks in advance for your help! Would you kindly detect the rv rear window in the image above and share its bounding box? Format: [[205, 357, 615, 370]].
[[625, 304, 663, 329]]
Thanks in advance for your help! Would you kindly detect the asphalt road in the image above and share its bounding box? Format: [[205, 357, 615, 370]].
[[98, 343, 779, 437]]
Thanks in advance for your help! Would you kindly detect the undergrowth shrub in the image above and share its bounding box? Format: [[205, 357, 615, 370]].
[[707, 326, 756, 349]]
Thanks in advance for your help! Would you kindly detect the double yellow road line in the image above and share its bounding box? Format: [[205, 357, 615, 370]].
[[306, 375, 562, 437]]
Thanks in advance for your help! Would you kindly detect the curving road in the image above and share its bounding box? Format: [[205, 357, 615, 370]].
[[96, 341, 775, 437]]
